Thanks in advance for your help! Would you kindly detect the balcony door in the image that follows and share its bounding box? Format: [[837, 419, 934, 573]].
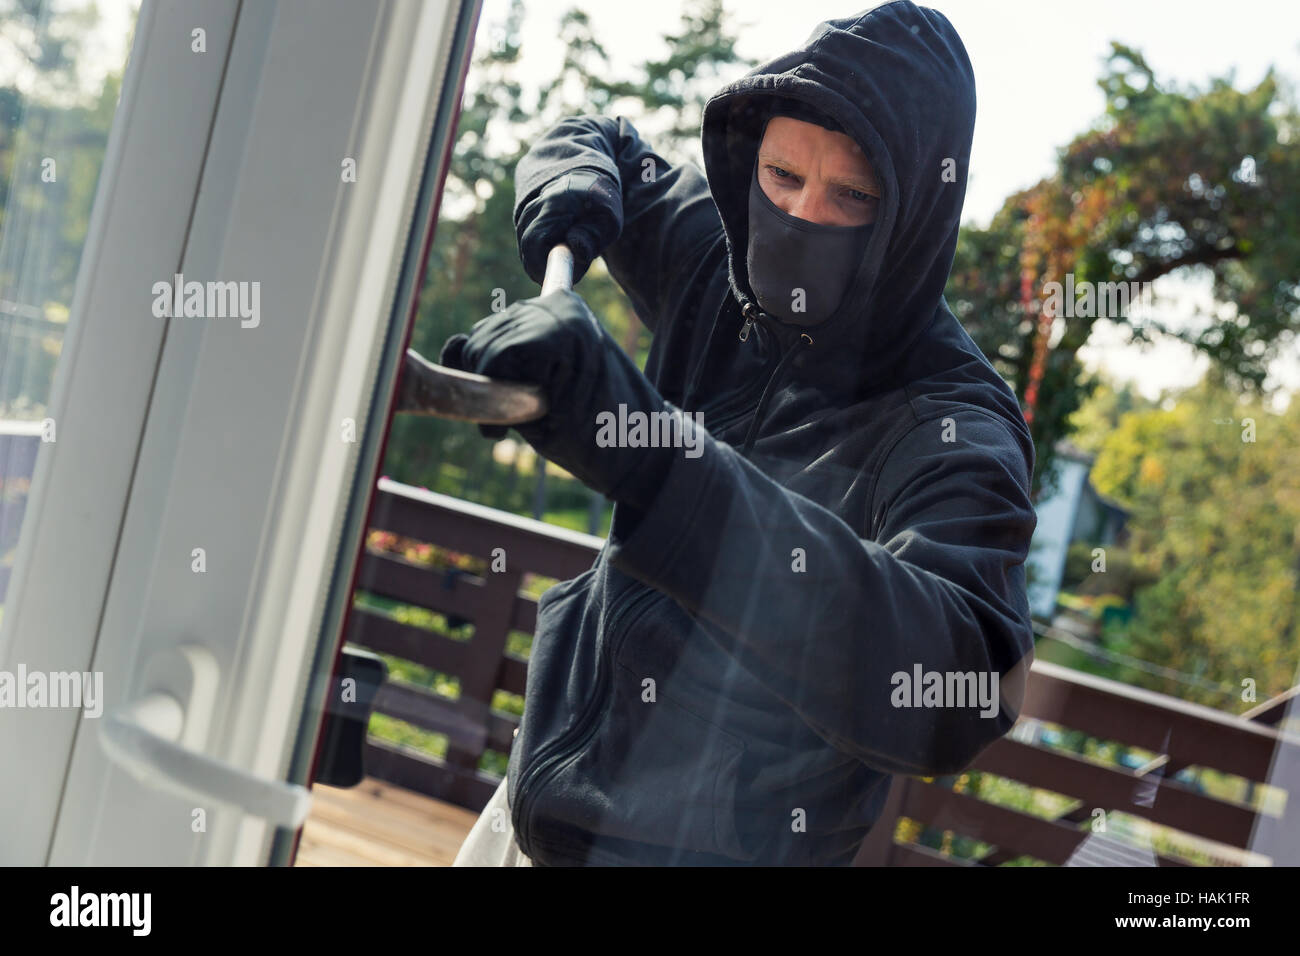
[[0, 0, 479, 865]]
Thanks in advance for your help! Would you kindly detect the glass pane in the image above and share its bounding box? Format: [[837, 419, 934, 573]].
[[0, 0, 140, 616]]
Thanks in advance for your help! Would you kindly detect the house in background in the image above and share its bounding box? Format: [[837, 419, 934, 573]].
[[1026, 440, 1129, 621]]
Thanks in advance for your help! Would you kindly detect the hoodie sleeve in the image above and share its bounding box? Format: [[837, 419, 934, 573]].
[[604, 407, 1037, 777], [513, 115, 723, 334]]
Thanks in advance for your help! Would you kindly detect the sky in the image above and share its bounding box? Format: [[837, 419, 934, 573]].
[[475, 0, 1300, 404]]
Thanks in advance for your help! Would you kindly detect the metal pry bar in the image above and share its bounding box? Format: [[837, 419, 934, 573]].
[[394, 244, 574, 425]]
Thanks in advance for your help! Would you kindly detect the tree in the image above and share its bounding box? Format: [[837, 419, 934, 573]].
[[1065, 373, 1158, 456], [1087, 371, 1300, 709], [948, 44, 1300, 496]]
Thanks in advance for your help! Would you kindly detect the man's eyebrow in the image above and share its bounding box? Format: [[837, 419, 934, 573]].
[[758, 151, 801, 170], [830, 173, 881, 195]]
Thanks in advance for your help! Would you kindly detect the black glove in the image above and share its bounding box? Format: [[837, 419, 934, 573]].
[[439, 290, 687, 510], [514, 169, 623, 285]]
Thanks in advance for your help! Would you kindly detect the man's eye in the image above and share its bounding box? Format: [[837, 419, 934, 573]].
[[767, 165, 795, 182], [845, 188, 875, 203]]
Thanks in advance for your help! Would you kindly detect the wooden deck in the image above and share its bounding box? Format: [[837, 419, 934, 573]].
[[294, 776, 480, 867]]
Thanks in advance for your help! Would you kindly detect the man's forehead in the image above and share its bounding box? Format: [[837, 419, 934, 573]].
[[763, 116, 865, 152], [759, 117, 874, 175]]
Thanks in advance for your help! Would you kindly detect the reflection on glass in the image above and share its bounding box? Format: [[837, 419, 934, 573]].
[[0, 0, 140, 612]]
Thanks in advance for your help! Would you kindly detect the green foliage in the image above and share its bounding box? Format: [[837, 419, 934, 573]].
[[368, 713, 448, 758], [1061, 540, 1150, 600], [1066, 375, 1159, 455], [0, 1, 126, 419], [490, 689, 524, 717], [949, 44, 1300, 494], [505, 629, 533, 659], [367, 713, 509, 777], [1088, 371, 1300, 708], [478, 749, 509, 777]]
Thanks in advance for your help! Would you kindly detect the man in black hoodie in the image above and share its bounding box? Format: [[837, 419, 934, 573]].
[[442, 1, 1036, 866]]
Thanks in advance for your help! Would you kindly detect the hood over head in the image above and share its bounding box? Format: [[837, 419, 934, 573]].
[[701, 0, 977, 398]]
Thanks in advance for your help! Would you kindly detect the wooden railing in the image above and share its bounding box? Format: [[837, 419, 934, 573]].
[[349, 478, 603, 810], [853, 660, 1300, 866], [348, 478, 1300, 866]]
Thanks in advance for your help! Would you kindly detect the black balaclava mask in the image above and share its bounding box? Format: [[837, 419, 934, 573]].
[[745, 103, 874, 326]]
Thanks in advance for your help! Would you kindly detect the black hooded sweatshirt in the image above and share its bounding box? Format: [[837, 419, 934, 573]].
[[504, 0, 1037, 866]]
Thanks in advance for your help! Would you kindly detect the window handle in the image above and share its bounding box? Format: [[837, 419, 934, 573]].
[[98, 646, 312, 829]]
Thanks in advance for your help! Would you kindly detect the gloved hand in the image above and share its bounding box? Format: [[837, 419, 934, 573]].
[[514, 169, 623, 285], [439, 290, 686, 510]]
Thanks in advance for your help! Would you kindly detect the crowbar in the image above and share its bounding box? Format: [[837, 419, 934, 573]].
[[394, 244, 573, 424]]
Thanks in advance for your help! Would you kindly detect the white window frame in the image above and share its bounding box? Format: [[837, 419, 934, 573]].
[[0, 0, 479, 865]]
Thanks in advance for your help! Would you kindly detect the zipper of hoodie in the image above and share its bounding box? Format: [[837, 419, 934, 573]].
[[683, 296, 773, 429], [513, 582, 661, 859], [736, 301, 814, 457], [681, 303, 780, 442]]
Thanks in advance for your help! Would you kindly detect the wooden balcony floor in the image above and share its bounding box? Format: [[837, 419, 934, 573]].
[[294, 777, 480, 867]]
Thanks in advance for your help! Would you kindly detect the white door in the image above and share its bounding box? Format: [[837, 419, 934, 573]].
[[0, 0, 479, 865]]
